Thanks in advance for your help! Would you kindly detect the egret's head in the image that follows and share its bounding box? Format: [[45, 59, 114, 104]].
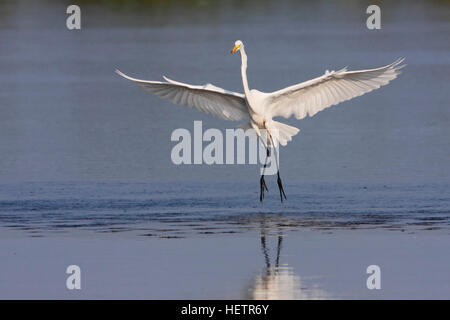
[[231, 40, 243, 54]]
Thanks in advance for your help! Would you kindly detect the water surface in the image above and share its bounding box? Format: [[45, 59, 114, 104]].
[[0, 0, 449, 300]]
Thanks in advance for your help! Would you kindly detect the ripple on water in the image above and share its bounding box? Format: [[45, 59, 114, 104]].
[[0, 182, 449, 237]]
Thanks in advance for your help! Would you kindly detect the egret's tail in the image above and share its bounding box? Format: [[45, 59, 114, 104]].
[[267, 120, 300, 146], [236, 121, 299, 146]]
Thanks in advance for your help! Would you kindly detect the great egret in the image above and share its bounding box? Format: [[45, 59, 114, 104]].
[[116, 40, 404, 202]]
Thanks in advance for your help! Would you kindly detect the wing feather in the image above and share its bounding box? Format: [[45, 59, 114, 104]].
[[267, 58, 405, 120], [116, 70, 249, 121]]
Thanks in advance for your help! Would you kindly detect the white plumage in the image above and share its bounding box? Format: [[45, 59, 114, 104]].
[[267, 58, 405, 121], [115, 71, 249, 121], [116, 40, 404, 202], [116, 41, 404, 147]]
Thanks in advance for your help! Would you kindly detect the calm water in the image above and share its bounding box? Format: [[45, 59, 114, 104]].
[[0, 0, 449, 299], [0, 0, 449, 228], [0, 0, 449, 184]]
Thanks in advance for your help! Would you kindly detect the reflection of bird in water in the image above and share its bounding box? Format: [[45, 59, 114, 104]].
[[248, 217, 329, 299]]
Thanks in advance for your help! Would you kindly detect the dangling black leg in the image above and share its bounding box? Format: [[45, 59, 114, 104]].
[[267, 134, 286, 203], [259, 147, 270, 202], [277, 171, 287, 202], [260, 175, 268, 202]]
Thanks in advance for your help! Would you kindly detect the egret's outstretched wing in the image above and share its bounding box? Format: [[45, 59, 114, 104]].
[[267, 58, 405, 120], [116, 70, 249, 121]]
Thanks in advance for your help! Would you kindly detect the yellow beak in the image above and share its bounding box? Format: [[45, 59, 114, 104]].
[[231, 44, 240, 54]]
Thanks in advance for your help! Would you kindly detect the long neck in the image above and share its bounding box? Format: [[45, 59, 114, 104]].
[[240, 47, 250, 96]]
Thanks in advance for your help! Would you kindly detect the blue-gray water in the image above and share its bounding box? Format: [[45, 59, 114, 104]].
[[0, 0, 449, 299], [0, 0, 449, 184], [0, 181, 449, 237], [0, 0, 449, 233]]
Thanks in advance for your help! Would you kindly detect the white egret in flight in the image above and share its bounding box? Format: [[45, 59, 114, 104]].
[[116, 40, 404, 202]]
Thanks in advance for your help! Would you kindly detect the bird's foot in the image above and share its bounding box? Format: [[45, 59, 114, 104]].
[[277, 171, 287, 202], [260, 175, 268, 202]]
